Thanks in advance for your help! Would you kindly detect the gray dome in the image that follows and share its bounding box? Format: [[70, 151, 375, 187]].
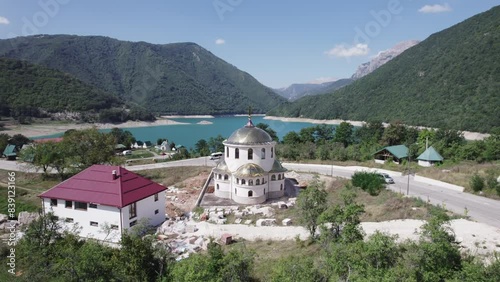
[[270, 160, 287, 173], [225, 119, 272, 144], [214, 159, 229, 172], [234, 163, 265, 177]]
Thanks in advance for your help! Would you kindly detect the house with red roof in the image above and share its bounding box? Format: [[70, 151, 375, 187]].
[[39, 165, 167, 243]]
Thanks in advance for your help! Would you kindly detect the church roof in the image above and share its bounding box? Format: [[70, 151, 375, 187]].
[[214, 159, 230, 172], [225, 118, 273, 145], [234, 163, 265, 178], [270, 160, 287, 173]]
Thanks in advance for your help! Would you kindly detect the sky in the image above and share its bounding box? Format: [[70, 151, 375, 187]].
[[0, 0, 498, 88]]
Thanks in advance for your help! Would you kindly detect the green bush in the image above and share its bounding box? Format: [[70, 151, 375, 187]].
[[469, 174, 485, 192], [351, 171, 385, 196]]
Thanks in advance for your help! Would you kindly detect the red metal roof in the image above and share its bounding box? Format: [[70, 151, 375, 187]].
[[34, 137, 64, 143], [39, 165, 166, 208]]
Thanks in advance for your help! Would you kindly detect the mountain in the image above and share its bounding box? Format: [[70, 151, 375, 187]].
[[0, 35, 285, 115], [268, 6, 500, 133], [274, 79, 352, 101], [351, 40, 420, 80], [0, 57, 122, 120]]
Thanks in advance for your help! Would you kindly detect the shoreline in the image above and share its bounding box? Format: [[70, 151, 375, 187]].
[[3, 118, 189, 138], [264, 116, 490, 141]]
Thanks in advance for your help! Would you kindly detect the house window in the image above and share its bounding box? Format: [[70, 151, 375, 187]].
[[217, 184, 219, 190], [280, 184, 283, 190], [90, 221, 98, 227], [89, 203, 97, 208], [235, 188, 237, 195], [129, 220, 137, 227], [111, 224, 119, 230], [154, 193, 159, 202], [155, 209, 159, 214], [241, 179, 246, 185], [248, 190, 253, 197], [65, 200, 72, 208], [75, 201, 87, 211], [224, 174, 229, 180], [271, 175, 276, 181], [236, 178, 239, 184], [50, 199, 57, 207], [271, 148, 274, 158], [249, 180, 253, 186], [65, 217, 74, 223], [278, 174, 282, 180], [248, 148, 253, 160], [129, 202, 137, 219], [226, 148, 229, 158], [235, 148, 239, 159], [261, 148, 266, 159], [256, 179, 260, 185]]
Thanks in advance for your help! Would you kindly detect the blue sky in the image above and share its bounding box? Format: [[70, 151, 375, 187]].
[[0, 0, 498, 88]]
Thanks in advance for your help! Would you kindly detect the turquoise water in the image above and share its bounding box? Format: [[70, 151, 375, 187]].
[[33, 116, 333, 149]]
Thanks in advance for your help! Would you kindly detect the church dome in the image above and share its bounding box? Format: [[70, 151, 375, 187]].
[[225, 118, 273, 144], [234, 163, 265, 177], [214, 159, 230, 172]]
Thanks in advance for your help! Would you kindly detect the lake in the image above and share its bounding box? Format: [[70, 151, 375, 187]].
[[33, 116, 335, 149]]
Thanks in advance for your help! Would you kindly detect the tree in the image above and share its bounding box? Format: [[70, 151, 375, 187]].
[[381, 122, 407, 146], [110, 128, 136, 147], [319, 186, 365, 244], [256, 122, 279, 142], [207, 134, 225, 153], [270, 256, 324, 282], [351, 171, 385, 196], [195, 139, 210, 156], [296, 176, 328, 239], [333, 122, 354, 147], [0, 133, 9, 153], [282, 131, 301, 145], [63, 127, 120, 170], [9, 133, 31, 148]]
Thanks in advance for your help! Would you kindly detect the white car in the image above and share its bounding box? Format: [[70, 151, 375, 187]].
[[379, 173, 395, 184]]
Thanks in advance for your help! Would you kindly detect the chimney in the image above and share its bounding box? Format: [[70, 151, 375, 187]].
[[112, 170, 118, 180]]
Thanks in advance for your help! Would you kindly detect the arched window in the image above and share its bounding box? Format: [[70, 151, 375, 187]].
[[236, 178, 239, 184], [218, 174, 221, 179], [256, 179, 260, 185], [235, 148, 239, 159], [248, 148, 253, 160], [271, 175, 276, 181], [241, 179, 246, 185], [262, 178, 265, 184], [278, 174, 281, 180], [249, 179, 253, 186], [217, 184, 219, 190], [226, 148, 229, 158], [280, 184, 283, 190], [282, 173, 285, 179], [271, 147, 274, 158], [224, 174, 228, 180], [235, 188, 237, 195], [261, 148, 266, 159], [264, 189, 266, 194], [248, 190, 253, 197]]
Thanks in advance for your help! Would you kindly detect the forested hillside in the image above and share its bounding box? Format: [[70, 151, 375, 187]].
[[0, 35, 285, 115], [0, 57, 122, 120], [269, 6, 500, 133]]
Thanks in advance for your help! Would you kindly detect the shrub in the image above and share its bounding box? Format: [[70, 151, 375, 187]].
[[351, 171, 385, 196], [469, 174, 484, 192]]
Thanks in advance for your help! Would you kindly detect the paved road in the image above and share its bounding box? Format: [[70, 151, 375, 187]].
[[1, 158, 499, 228]]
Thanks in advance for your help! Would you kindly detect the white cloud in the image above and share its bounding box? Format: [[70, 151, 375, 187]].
[[418, 3, 452, 13], [215, 38, 225, 45], [0, 16, 10, 25], [325, 44, 369, 58]]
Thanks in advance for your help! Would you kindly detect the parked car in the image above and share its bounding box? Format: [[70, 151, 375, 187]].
[[378, 173, 395, 184], [122, 150, 132, 156], [210, 152, 223, 160]]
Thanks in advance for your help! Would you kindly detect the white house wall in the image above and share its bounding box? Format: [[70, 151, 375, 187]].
[[224, 143, 275, 172], [121, 191, 166, 230], [42, 198, 122, 243]]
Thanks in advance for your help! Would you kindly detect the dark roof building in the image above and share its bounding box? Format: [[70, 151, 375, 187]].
[[39, 164, 166, 208]]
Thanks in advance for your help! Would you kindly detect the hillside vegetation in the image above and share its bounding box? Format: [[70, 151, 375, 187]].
[[269, 6, 500, 133], [0, 57, 122, 119], [0, 35, 285, 115]]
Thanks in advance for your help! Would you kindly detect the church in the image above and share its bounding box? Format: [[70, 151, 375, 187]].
[[213, 116, 287, 204]]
